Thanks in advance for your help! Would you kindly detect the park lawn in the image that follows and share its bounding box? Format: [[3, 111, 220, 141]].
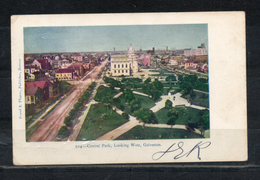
[[115, 94, 155, 115], [182, 92, 209, 108], [134, 94, 155, 109], [76, 103, 129, 141], [155, 107, 202, 125], [116, 125, 203, 140]]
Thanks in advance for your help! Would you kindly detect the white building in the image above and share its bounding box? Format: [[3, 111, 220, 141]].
[[111, 54, 130, 76], [184, 48, 207, 56], [170, 59, 178, 66], [110, 44, 139, 76]]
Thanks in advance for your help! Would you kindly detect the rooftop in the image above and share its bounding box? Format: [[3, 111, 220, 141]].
[[56, 68, 74, 73], [25, 86, 39, 96], [25, 81, 47, 89]]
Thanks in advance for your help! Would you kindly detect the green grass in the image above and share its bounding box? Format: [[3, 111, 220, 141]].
[[135, 94, 155, 109], [155, 107, 202, 124], [115, 94, 155, 115], [26, 121, 41, 139], [182, 92, 209, 108], [116, 125, 203, 140], [76, 103, 129, 141]]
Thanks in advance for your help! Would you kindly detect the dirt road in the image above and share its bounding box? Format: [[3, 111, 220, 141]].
[[27, 60, 107, 142]]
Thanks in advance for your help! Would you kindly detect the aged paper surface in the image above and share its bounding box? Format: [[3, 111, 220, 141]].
[[12, 12, 247, 165]]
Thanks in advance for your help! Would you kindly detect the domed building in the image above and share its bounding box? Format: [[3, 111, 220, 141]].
[[55, 56, 60, 61], [127, 44, 139, 73], [110, 44, 139, 77]]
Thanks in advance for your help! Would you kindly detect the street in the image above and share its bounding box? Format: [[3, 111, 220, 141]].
[[27, 60, 108, 142]]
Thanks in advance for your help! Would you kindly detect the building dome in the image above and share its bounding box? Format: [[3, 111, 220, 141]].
[[128, 44, 135, 55], [55, 56, 60, 60]]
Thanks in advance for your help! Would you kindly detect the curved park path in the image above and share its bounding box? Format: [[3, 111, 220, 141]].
[[95, 91, 203, 140]]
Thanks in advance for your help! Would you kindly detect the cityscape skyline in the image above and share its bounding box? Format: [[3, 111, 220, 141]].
[[24, 24, 208, 54]]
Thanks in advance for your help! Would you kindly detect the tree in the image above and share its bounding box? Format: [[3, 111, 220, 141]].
[[122, 112, 129, 120], [151, 90, 162, 101], [190, 90, 196, 100], [58, 126, 69, 137], [165, 99, 173, 108], [130, 99, 140, 112], [134, 108, 158, 127], [123, 88, 135, 103], [167, 108, 179, 128], [198, 110, 209, 136]]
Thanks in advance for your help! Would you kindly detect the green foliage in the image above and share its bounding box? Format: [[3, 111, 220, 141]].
[[58, 126, 69, 137], [122, 112, 129, 120], [166, 75, 176, 81], [94, 85, 119, 103], [167, 108, 179, 118], [179, 75, 208, 92], [167, 108, 179, 128], [129, 99, 141, 112], [103, 76, 121, 87], [121, 78, 142, 83], [101, 113, 109, 120], [202, 110, 209, 130], [134, 108, 158, 125], [142, 78, 163, 101], [64, 116, 74, 126], [165, 99, 173, 108], [123, 88, 135, 103], [74, 102, 83, 110]]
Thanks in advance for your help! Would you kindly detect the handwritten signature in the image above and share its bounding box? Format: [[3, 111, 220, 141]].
[[152, 141, 211, 161]]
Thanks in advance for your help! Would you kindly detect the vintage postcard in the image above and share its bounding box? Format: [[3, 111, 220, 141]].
[[12, 12, 247, 165]]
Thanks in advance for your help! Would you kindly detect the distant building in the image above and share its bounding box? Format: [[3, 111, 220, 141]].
[[111, 54, 130, 76], [71, 55, 83, 62], [147, 47, 155, 54], [55, 68, 74, 81], [25, 86, 42, 106], [24, 65, 40, 74], [50, 60, 61, 69], [197, 63, 208, 73], [110, 44, 139, 76], [69, 63, 85, 77], [38, 77, 59, 98], [138, 54, 151, 66], [31, 59, 51, 71], [60, 59, 71, 69], [184, 48, 207, 57], [128, 45, 139, 73], [184, 60, 198, 69], [25, 86, 42, 115], [170, 59, 178, 66], [25, 81, 49, 101], [193, 55, 208, 62]]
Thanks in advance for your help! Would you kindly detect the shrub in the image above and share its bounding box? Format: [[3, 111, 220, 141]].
[[122, 112, 129, 120], [165, 99, 173, 108], [58, 126, 69, 137]]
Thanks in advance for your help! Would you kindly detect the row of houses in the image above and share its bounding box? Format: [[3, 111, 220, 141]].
[[184, 60, 208, 73], [25, 58, 96, 81], [25, 77, 60, 115]]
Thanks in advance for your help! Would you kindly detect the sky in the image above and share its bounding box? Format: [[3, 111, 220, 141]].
[[24, 24, 208, 53]]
